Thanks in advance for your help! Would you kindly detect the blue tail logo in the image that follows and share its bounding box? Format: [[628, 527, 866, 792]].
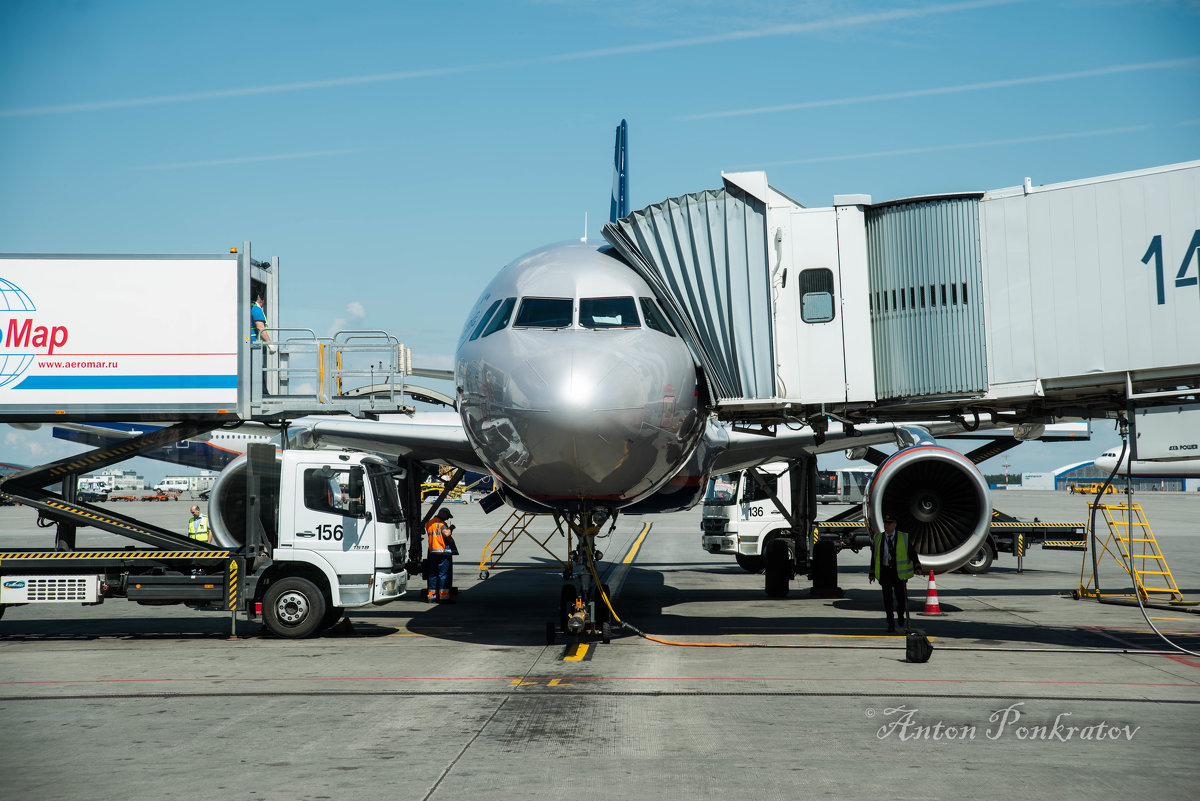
[[609, 119, 629, 224]]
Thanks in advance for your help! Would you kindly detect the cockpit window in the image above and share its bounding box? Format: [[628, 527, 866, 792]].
[[639, 297, 676, 336], [480, 297, 516, 337], [468, 299, 503, 342], [514, 297, 573, 328], [580, 297, 639, 328]]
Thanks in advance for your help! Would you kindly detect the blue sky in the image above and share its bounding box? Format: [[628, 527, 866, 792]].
[[1, 0, 1197, 479]]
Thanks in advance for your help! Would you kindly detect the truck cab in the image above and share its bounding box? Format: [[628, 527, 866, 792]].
[[700, 462, 790, 572]]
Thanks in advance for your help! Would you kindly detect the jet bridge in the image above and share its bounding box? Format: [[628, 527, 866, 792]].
[[603, 160, 1200, 424]]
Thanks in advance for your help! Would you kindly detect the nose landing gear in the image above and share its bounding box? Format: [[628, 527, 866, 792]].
[[544, 509, 616, 646]]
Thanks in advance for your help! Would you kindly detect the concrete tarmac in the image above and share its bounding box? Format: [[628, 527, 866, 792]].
[[1, 490, 1198, 800]]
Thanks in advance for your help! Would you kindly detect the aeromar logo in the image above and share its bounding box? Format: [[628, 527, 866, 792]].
[[0, 277, 70, 389]]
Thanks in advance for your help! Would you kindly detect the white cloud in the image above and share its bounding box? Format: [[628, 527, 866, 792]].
[[327, 300, 368, 337], [137, 148, 364, 171], [743, 126, 1152, 168], [685, 57, 1200, 120], [0, 0, 1027, 118]]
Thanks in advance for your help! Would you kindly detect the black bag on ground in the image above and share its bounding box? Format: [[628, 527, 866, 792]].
[[905, 628, 933, 663]]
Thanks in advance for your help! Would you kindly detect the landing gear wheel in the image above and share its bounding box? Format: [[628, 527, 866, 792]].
[[545, 620, 557, 645], [735, 554, 764, 573], [764, 541, 791, 598], [601, 621, 612, 644], [263, 577, 328, 639], [959, 546, 993, 575]]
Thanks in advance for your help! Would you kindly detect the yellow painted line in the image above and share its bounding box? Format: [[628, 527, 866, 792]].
[[386, 632, 427, 637], [623, 522, 652, 564], [1148, 617, 1200, 622], [563, 643, 590, 661]]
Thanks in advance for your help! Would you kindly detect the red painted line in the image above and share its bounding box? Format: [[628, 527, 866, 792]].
[[1080, 626, 1200, 669], [1, 675, 1196, 688]]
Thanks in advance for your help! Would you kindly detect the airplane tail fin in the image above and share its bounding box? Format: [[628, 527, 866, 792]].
[[609, 119, 628, 224]]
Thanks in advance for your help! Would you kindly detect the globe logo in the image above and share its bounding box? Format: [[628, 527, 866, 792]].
[[0, 278, 37, 389]]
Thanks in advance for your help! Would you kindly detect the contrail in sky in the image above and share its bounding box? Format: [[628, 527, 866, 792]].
[[744, 126, 1151, 168], [685, 57, 1200, 120], [0, 0, 1024, 118], [136, 148, 363, 170]]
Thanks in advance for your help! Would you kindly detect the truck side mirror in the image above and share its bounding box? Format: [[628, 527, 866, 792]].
[[348, 466, 365, 517]]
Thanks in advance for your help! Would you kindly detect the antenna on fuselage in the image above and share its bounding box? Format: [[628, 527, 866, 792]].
[[581, 212, 588, 243]]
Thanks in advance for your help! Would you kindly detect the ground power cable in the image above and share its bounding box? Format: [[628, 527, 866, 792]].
[[585, 531, 1180, 656], [1088, 425, 1200, 659]]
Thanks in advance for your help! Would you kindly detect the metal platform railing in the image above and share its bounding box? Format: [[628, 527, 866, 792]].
[[250, 328, 413, 419]]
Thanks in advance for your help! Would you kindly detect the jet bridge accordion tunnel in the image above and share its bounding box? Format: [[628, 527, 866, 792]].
[[604, 160, 1200, 422]]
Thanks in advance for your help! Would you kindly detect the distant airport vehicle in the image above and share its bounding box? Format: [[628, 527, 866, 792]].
[[1070, 482, 1117, 495], [816, 467, 873, 504], [153, 477, 190, 495], [0, 448, 408, 638]]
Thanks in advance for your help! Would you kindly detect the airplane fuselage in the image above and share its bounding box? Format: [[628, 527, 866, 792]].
[[455, 242, 705, 512]]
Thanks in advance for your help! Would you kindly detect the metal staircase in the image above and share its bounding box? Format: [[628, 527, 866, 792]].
[[1079, 502, 1184, 603], [476, 512, 567, 579]]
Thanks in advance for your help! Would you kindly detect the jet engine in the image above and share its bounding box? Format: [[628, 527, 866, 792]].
[[206, 452, 281, 550], [864, 444, 991, 573]]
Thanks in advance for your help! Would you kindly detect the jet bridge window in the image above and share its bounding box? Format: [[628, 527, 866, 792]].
[[799, 268, 835, 323], [580, 296, 639, 328], [639, 297, 676, 336], [514, 297, 573, 328], [480, 297, 516, 337]]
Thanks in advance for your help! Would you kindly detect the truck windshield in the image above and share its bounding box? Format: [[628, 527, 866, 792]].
[[703, 474, 738, 505], [366, 463, 403, 524]]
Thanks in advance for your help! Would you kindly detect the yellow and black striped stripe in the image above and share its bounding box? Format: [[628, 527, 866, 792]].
[[226, 557, 239, 610], [0, 551, 231, 561]]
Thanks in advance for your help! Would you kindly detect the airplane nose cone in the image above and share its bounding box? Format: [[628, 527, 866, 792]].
[[461, 330, 701, 508]]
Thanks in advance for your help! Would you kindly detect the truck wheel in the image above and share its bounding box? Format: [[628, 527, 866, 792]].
[[263, 577, 328, 638], [958, 546, 993, 575], [764, 541, 791, 598], [735, 554, 764, 573]]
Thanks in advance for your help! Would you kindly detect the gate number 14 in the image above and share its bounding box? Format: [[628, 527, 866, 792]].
[[1142, 229, 1200, 305]]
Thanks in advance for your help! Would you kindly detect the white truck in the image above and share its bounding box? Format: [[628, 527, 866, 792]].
[[0, 447, 410, 638], [700, 462, 792, 572]]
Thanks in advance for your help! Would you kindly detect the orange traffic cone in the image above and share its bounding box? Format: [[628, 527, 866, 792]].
[[919, 571, 942, 615]]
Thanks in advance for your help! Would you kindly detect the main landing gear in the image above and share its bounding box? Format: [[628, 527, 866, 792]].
[[544, 509, 616, 646]]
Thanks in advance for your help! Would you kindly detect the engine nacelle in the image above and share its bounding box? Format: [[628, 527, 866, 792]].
[[206, 452, 281, 549], [864, 445, 991, 573]]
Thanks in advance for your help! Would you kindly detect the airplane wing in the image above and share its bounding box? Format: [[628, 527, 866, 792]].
[[298, 418, 488, 473], [708, 418, 1009, 474]]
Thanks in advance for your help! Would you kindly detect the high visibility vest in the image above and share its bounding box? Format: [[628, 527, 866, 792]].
[[188, 515, 211, 543], [872, 528, 915, 581], [425, 519, 452, 555]]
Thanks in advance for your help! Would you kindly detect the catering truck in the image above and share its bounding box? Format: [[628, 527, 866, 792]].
[[0, 445, 409, 638]]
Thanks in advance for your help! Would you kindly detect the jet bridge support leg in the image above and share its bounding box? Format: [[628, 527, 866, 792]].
[[754, 453, 821, 598]]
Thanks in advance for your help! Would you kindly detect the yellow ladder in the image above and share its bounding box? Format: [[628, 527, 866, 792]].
[[476, 511, 569, 579], [1078, 502, 1183, 603]]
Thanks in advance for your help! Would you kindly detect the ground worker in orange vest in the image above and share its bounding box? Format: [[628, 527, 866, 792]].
[[425, 508, 457, 603]]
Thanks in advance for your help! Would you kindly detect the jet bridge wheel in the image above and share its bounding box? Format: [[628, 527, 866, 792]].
[[764, 540, 791, 598], [263, 576, 328, 639]]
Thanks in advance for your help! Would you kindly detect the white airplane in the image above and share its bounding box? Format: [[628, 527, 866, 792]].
[[1094, 448, 1200, 477], [262, 120, 1080, 630]]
